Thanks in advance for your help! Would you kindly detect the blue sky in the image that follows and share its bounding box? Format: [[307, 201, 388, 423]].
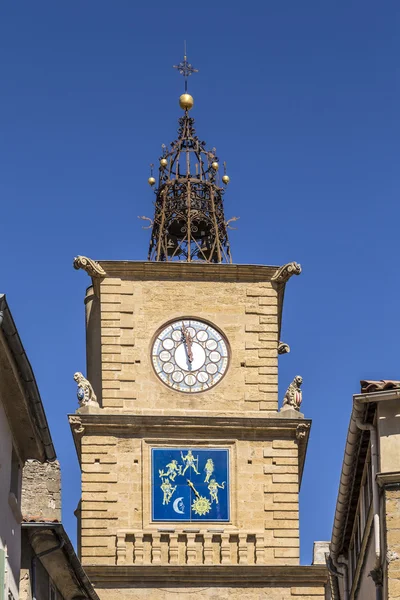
[[1, 1, 399, 564]]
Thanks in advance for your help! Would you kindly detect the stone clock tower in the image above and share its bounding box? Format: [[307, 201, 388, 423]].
[[69, 55, 328, 599]]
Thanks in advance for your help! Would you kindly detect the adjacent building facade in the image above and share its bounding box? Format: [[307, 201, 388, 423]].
[[0, 294, 55, 600], [327, 381, 400, 600]]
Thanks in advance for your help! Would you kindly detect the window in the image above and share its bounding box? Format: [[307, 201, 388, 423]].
[[9, 447, 20, 501]]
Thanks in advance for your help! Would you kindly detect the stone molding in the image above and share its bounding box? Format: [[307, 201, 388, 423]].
[[97, 260, 278, 282], [271, 262, 302, 284], [84, 564, 327, 586], [68, 413, 311, 484]]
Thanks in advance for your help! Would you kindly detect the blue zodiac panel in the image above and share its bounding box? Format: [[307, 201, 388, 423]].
[[152, 448, 230, 522]]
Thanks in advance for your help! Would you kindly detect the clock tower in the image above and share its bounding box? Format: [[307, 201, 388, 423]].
[[69, 55, 327, 599]]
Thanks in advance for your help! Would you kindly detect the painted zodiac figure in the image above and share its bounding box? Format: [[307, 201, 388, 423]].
[[181, 450, 200, 475], [160, 478, 176, 505], [159, 459, 182, 481], [208, 479, 225, 504], [204, 458, 214, 483]]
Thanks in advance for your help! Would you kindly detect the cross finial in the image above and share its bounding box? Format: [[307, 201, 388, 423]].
[[173, 42, 198, 93]]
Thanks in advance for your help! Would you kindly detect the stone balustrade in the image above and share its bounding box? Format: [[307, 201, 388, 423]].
[[116, 530, 265, 566]]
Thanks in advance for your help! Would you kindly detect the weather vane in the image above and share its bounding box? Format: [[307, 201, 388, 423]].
[[173, 41, 198, 92]]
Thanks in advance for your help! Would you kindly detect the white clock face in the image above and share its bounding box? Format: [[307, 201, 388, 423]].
[[152, 319, 229, 393]]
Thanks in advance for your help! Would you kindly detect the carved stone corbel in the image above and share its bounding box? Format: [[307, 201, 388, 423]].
[[296, 423, 310, 440], [68, 415, 85, 435], [271, 262, 302, 284], [73, 255, 106, 295], [278, 341, 290, 355]]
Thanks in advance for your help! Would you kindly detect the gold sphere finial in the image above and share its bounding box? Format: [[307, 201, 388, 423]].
[[148, 177, 156, 186], [222, 175, 230, 185], [179, 93, 194, 111], [211, 161, 219, 171]]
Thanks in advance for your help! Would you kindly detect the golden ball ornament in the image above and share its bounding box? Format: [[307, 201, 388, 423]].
[[179, 93, 194, 110], [211, 161, 219, 171], [160, 158, 168, 168], [222, 175, 230, 184], [148, 177, 156, 186]]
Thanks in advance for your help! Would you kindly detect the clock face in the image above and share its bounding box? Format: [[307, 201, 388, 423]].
[[152, 447, 230, 522], [152, 319, 229, 393]]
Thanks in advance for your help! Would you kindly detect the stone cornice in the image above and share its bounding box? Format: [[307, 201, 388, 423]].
[[84, 564, 327, 586], [68, 413, 311, 485], [96, 260, 279, 282]]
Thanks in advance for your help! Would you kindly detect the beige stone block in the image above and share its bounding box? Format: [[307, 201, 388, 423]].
[[264, 465, 298, 474], [258, 349, 278, 358], [274, 511, 299, 520], [245, 358, 277, 368], [274, 493, 298, 503], [258, 333, 278, 341], [81, 537, 110, 547], [264, 448, 298, 458], [102, 345, 122, 354], [101, 320, 120, 328], [274, 548, 299, 558], [245, 324, 277, 333], [246, 287, 275, 297], [101, 336, 120, 345], [291, 588, 325, 596], [100, 303, 121, 312], [273, 474, 299, 484], [101, 278, 121, 286], [120, 329, 134, 346], [82, 437, 116, 445], [100, 294, 121, 304], [273, 457, 298, 466], [260, 401, 278, 411], [82, 473, 118, 483], [102, 398, 124, 408], [102, 362, 122, 371], [101, 328, 121, 337], [273, 440, 297, 449], [274, 529, 299, 537], [120, 313, 135, 328]]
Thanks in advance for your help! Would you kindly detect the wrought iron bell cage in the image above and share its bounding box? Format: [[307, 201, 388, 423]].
[[147, 111, 233, 264]]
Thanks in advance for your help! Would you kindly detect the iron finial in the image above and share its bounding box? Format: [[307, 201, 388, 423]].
[[173, 42, 198, 93]]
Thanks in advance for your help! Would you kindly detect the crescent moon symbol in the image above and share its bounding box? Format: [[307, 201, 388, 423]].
[[172, 497, 185, 514]]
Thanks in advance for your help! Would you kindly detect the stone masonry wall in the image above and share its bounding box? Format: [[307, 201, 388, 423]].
[[96, 276, 279, 413], [93, 584, 326, 600], [385, 487, 400, 600], [79, 434, 300, 567], [21, 459, 61, 522]]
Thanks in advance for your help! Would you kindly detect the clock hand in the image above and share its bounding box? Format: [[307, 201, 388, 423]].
[[187, 479, 200, 498], [181, 324, 194, 363]]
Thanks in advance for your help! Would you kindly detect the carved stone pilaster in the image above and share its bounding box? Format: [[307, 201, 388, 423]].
[[278, 341, 290, 355], [272, 262, 302, 284]]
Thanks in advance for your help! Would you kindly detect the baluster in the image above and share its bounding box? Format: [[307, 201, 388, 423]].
[[204, 533, 213, 565], [116, 533, 127, 565], [238, 533, 248, 565], [221, 533, 230, 565], [152, 533, 162, 564], [186, 533, 197, 564], [169, 534, 179, 565], [255, 533, 265, 564], [134, 533, 144, 564]]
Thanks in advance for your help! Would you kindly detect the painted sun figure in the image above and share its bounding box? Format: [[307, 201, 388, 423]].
[[192, 496, 211, 516]]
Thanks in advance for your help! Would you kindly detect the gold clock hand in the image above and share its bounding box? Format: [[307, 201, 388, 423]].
[[187, 479, 199, 497]]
